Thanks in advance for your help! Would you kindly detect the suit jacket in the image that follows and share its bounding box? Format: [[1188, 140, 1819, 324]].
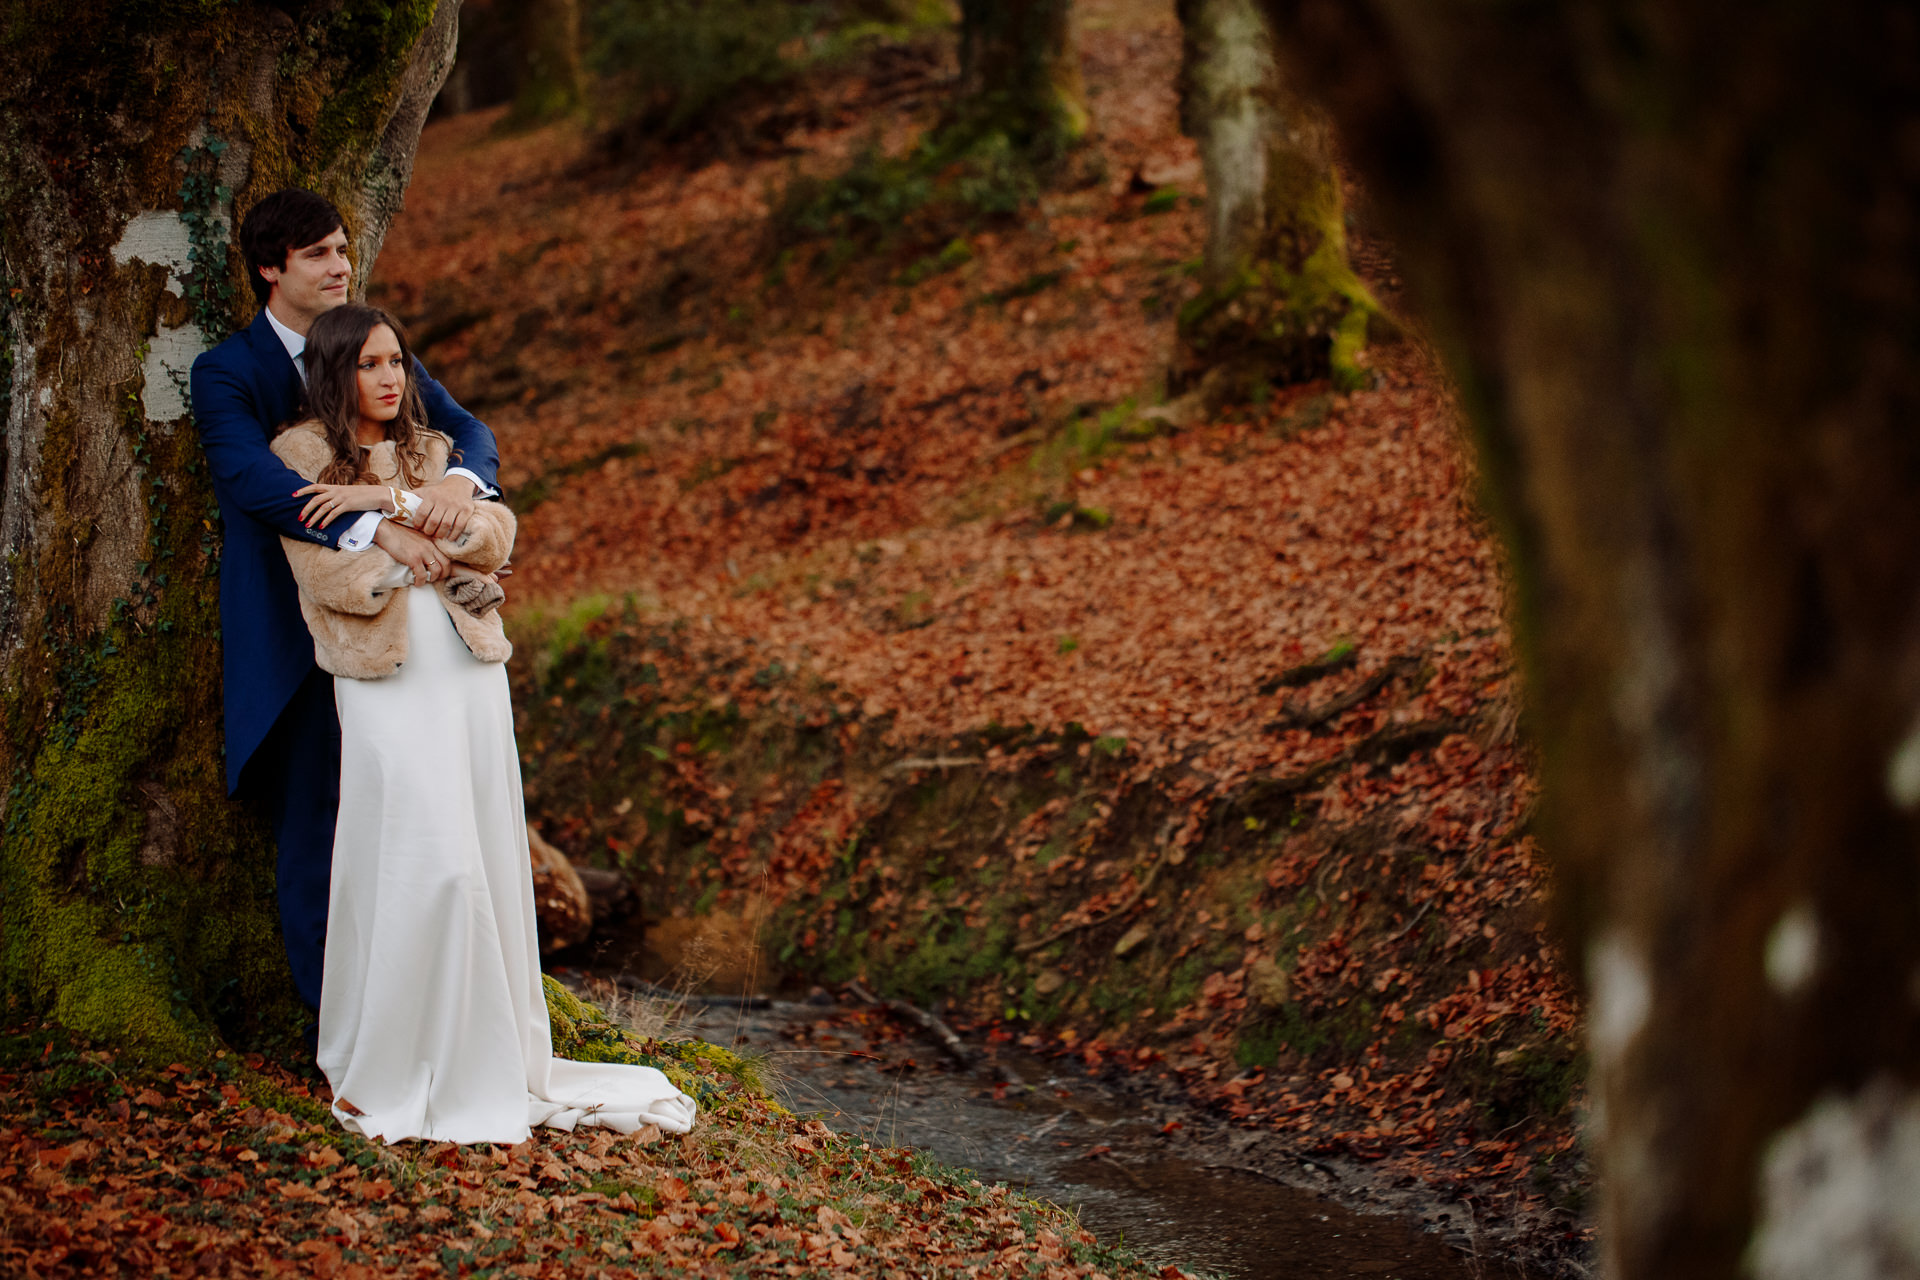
[[271, 424, 516, 679], [190, 308, 501, 793]]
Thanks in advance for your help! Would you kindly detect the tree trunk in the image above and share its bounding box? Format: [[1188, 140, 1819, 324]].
[[508, 0, 586, 125], [956, 0, 1088, 155], [1259, 0, 1920, 1275], [1174, 0, 1379, 398], [0, 0, 459, 1058]]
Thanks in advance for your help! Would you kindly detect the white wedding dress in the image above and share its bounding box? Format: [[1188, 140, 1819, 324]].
[[316, 584, 696, 1144]]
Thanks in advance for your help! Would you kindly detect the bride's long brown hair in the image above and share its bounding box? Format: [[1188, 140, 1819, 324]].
[[289, 303, 436, 487]]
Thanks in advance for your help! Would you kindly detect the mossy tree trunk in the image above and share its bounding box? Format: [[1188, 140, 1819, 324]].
[[956, 0, 1088, 156], [1261, 0, 1920, 1275], [1174, 0, 1378, 399], [0, 0, 459, 1059]]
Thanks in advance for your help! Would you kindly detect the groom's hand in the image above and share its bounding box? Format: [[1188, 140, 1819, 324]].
[[412, 475, 477, 540], [373, 520, 447, 584]]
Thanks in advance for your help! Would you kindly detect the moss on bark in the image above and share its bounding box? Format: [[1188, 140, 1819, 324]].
[[1173, 0, 1383, 399], [0, 0, 458, 1060], [0, 405, 280, 1060]]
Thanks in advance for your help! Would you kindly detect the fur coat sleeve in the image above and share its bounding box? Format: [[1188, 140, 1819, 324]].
[[434, 500, 516, 574], [266, 421, 514, 679]]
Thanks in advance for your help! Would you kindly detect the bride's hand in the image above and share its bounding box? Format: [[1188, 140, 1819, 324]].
[[295, 483, 393, 529]]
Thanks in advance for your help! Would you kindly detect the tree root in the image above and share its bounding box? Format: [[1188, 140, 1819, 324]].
[[1257, 647, 1360, 695], [1224, 712, 1473, 830], [1268, 652, 1424, 732]]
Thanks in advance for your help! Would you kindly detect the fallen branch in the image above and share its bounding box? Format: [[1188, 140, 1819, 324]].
[[844, 980, 976, 1067], [885, 755, 982, 775]]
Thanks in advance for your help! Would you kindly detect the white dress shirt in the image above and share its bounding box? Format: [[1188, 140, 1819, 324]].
[[265, 304, 497, 551]]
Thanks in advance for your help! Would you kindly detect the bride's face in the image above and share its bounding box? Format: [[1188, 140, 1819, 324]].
[[355, 324, 407, 425]]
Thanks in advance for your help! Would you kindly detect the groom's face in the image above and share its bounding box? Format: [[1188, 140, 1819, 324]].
[[261, 226, 352, 323]]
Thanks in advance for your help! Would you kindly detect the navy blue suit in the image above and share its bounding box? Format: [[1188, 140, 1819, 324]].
[[190, 308, 500, 1008]]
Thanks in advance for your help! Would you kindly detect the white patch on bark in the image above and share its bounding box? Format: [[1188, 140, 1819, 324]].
[[1189, 0, 1275, 279], [1589, 929, 1650, 1067], [109, 211, 217, 423], [1884, 708, 1920, 809], [1610, 558, 1697, 831], [1750, 1078, 1920, 1280], [1765, 903, 1820, 996]]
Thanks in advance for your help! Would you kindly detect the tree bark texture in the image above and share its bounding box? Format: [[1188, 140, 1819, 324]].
[[0, 0, 459, 1057], [957, 0, 1088, 154], [1175, 0, 1378, 396], [1258, 1, 1920, 1276]]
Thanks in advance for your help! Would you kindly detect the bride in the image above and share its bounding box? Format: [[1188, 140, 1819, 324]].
[[270, 302, 695, 1145]]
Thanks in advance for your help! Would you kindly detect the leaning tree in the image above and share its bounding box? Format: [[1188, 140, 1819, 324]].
[[1261, 0, 1920, 1276], [0, 0, 459, 1057]]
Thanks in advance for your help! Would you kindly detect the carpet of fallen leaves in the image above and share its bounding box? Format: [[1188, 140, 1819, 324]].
[[377, 1, 1510, 792], [366, 0, 1590, 1264], [0, 1021, 1181, 1279]]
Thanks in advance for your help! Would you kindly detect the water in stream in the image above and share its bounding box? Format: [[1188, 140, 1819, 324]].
[[672, 997, 1546, 1280]]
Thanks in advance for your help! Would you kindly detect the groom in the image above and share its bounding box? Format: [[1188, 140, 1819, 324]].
[[190, 189, 502, 1013]]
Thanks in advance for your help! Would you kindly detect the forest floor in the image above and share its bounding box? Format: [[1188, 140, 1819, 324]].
[[0, 1013, 1178, 1279], [373, 0, 1589, 1273]]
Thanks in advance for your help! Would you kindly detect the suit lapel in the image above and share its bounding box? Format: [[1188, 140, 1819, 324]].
[[243, 309, 302, 432]]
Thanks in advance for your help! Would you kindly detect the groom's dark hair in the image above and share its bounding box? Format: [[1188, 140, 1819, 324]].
[[239, 189, 345, 305]]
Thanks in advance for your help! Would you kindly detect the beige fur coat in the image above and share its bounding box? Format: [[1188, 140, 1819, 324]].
[[271, 422, 517, 680]]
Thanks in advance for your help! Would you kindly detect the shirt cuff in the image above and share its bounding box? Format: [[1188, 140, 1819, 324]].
[[446, 467, 499, 499], [338, 510, 386, 552]]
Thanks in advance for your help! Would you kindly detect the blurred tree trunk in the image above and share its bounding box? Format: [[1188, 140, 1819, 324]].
[[0, 0, 459, 1057], [1260, 0, 1920, 1275], [956, 0, 1088, 154], [434, 0, 514, 117], [1174, 0, 1380, 398], [508, 0, 586, 124]]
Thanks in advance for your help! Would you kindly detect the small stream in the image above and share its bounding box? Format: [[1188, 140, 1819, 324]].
[[664, 995, 1548, 1280]]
